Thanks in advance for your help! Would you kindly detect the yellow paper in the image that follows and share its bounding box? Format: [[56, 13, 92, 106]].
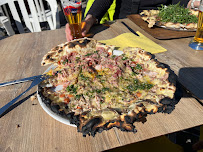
[[99, 32, 167, 54]]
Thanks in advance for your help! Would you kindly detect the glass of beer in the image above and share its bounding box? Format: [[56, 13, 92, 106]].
[[189, 0, 203, 50], [61, 0, 83, 39]]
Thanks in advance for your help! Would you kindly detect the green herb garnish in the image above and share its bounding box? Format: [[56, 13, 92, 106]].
[[122, 56, 128, 60], [85, 53, 93, 56], [126, 79, 154, 92], [62, 59, 68, 65], [101, 79, 105, 83], [67, 85, 78, 94], [158, 3, 198, 24], [135, 64, 142, 70], [94, 50, 99, 54], [96, 75, 102, 78], [75, 94, 82, 100], [112, 55, 116, 59], [95, 89, 101, 93], [102, 87, 110, 92], [79, 74, 89, 81]]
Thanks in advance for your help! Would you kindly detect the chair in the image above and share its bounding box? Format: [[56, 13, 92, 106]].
[[0, 15, 15, 36], [0, 7, 15, 36], [0, 0, 60, 34], [27, 0, 60, 32]]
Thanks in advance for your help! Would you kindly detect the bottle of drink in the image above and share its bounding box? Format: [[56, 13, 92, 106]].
[[193, 2, 203, 43], [62, 0, 83, 39], [189, 0, 203, 50]]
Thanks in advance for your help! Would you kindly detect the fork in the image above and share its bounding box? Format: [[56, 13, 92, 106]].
[[0, 75, 48, 115]]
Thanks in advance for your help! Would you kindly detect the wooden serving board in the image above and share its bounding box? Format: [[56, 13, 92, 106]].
[[127, 14, 196, 40]]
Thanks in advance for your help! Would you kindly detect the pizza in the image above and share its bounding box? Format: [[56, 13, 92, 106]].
[[38, 38, 177, 137], [140, 3, 198, 30]]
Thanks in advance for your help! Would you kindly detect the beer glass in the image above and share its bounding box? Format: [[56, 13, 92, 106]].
[[61, 0, 83, 39], [189, 0, 203, 50]]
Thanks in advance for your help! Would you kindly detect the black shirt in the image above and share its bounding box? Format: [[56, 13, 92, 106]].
[[87, 0, 189, 22]]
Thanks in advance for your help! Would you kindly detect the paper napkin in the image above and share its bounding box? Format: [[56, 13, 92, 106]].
[[99, 32, 167, 54]]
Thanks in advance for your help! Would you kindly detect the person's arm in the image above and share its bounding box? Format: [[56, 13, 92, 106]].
[[172, 0, 190, 7], [86, 0, 114, 22], [187, 0, 201, 9]]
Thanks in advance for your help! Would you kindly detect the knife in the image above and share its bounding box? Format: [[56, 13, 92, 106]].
[[0, 75, 43, 87], [121, 21, 139, 36]]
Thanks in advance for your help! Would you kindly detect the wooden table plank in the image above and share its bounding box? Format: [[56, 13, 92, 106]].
[[0, 21, 203, 152]]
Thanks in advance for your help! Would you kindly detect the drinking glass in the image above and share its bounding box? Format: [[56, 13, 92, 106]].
[[189, 0, 203, 50], [61, 0, 83, 39]]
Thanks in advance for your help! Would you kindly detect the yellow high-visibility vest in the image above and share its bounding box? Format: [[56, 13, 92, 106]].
[[84, 0, 116, 24]]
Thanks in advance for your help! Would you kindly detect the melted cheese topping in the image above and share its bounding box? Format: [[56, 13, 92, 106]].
[[42, 47, 175, 119]]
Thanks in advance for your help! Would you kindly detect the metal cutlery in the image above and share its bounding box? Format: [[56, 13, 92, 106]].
[[121, 21, 140, 36], [0, 75, 44, 87], [0, 75, 49, 115]]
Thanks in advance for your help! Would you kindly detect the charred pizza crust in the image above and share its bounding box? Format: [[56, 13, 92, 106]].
[[41, 38, 97, 66], [140, 9, 198, 30], [38, 38, 177, 137]]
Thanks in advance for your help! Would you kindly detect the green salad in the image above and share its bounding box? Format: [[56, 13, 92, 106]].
[[158, 3, 198, 24]]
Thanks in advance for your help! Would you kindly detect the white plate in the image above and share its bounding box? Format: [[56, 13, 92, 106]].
[[37, 50, 123, 127], [37, 93, 76, 127]]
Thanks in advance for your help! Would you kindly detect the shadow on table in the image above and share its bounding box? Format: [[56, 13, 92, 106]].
[[87, 22, 114, 38], [0, 91, 36, 118], [103, 126, 200, 152], [178, 67, 203, 101], [155, 63, 203, 106]]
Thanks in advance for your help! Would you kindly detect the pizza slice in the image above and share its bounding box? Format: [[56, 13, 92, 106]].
[[41, 38, 115, 67], [41, 38, 97, 66]]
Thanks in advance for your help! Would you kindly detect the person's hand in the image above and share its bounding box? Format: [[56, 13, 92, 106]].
[[65, 14, 97, 42], [187, 0, 201, 10], [65, 23, 73, 42]]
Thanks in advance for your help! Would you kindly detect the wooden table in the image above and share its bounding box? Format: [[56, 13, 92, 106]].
[[0, 18, 203, 152]]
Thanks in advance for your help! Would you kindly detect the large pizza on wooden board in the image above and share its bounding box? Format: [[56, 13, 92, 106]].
[[140, 3, 198, 30], [38, 38, 177, 137]]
